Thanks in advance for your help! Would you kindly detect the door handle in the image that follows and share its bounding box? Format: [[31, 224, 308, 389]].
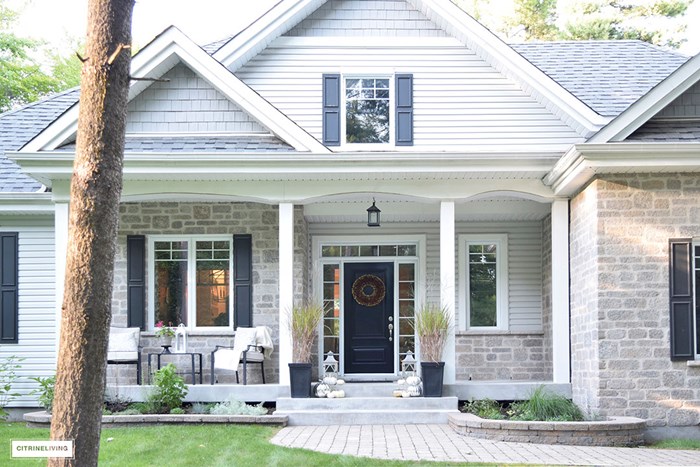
[[388, 323, 393, 341]]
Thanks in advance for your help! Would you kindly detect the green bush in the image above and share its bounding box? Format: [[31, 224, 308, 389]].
[[191, 402, 213, 414], [0, 356, 23, 420], [509, 385, 584, 421], [147, 364, 188, 412], [30, 375, 55, 413], [461, 398, 505, 420], [209, 396, 267, 416], [115, 408, 142, 416], [169, 407, 186, 415]]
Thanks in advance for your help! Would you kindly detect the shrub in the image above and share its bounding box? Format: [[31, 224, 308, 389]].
[[147, 364, 188, 412], [462, 398, 505, 420], [509, 385, 584, 422], [115, 408, 143, 416], [0, 356, 23, 419], [169, 407, 186, 415], [191, 402, 213, 414], [209, 396, 267, 416], [30, 375, 55, 413]]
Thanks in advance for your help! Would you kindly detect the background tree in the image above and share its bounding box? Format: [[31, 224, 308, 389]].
[[560, 0, 690, 48], [48, 0, 134, 466], [510, 0, 559, 40], [0, 0, 59, 111]]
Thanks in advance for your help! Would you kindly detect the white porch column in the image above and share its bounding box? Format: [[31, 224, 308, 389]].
[[440, 201, 456, 384], [278, 203, 294, 385], [54, 202, 69, 356], [551, 199, 571, 384]]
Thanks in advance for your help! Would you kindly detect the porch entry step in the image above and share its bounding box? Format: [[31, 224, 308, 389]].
[[274, 396, 459, 426]]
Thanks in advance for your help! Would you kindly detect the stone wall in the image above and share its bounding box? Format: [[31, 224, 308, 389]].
[[455, 332, 548, 381], [108, 202, 309, 386], [541, 214, 553, 380], [569, 174, 700, 428]]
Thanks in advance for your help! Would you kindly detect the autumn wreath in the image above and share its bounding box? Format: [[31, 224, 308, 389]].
[[351, 274, 386, 307]]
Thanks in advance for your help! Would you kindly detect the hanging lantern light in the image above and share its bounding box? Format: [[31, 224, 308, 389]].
[[367, 198, 381, 227]]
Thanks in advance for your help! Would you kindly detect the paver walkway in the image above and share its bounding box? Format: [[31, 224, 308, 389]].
[[271, 424, 700, 466]]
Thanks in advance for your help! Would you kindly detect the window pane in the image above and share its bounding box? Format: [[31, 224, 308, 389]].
[[323, 264, 339, 282], [379, 245, 397, 256], [399, 264, 415, 281], [399, 336, 414, 355], [399, 282, 414, 299], [360, 245, 378, 256], [343, 245, 359, 257], [322, 245, 341, 257], [398, 245, 417, 256], [346, 77, 390, 144], [399, 300, 414, 317], [324, 337, 339, 355], [195, 240, 231, 327], [469, 242, 498, 327], [155, 260, 188, 326]]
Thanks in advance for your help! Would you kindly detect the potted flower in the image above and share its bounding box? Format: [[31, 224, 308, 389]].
[[288, 302, 323, 398], [155, 321, 176, 347], [415, 303, 451, 397]]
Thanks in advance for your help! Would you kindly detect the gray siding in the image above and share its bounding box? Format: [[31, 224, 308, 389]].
[[285, 0, 447, 37], [308, 220, 544, 332], [236, 40, 583, 150], [126, 64, 269, 134], [1, 227, 56, 407], [655, 81, 700, 119]]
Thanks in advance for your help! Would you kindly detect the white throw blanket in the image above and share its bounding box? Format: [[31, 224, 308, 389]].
[[213, 326, 273, 371]]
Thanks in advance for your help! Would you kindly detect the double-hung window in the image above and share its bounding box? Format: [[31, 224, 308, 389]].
[[322, 73, 413, 147], [459, 234, 508, 330], [149, 236, 233, 330]]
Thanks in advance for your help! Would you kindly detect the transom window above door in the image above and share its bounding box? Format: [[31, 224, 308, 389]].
[[345, 77, 390, 144], [149, 236, 233, 330]]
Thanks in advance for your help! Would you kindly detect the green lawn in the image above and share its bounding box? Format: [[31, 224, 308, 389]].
[[0, 423, 475, 466], [649, 439, 700, 450]]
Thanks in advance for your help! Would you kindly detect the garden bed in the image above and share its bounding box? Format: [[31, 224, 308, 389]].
[[449, 413, 645, 447], [23, 411, 287, 428]]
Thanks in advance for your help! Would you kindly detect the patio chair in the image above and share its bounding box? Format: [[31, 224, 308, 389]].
[[210, 326, 273, 385], [107, 327, 142, 385]]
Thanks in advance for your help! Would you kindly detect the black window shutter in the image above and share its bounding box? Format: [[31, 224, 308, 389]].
[[669, 239, 694, 360], [322, 74, 341, 146], [127, 235, 146, 330], [234, 234, 253, 327], [0, 233, 18, 344], [395, 73, 413, 146]]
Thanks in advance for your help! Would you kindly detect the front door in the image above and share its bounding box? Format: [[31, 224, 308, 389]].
[[343, 262, 394, 374]]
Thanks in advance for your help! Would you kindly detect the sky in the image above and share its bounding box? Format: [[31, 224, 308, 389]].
[[7, 0, 700, 56]]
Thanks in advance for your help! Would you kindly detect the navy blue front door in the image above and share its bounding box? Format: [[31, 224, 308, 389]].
[[344, 262, 394, 374]]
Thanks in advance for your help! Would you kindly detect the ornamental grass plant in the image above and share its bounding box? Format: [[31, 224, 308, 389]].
[[415, 303, 451, 362], [289, 301, 323, 363]]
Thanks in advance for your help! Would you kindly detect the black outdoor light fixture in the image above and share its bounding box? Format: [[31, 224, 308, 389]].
[[367, 198, 381, 227]]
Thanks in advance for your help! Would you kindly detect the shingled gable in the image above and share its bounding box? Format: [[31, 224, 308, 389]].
[[21, 26, 328, 154], [545, 53, 700, 197], [213, 0, 608, 137]]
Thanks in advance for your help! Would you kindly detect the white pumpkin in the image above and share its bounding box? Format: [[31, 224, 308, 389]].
[[406, 376, 421, 386]]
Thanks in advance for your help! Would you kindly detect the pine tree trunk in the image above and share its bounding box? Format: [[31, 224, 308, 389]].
[[48, 1, 134, 466]]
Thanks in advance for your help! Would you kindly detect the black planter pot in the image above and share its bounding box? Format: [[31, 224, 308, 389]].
[[421, 361, 445, 397], [288, 363, 312, 398]]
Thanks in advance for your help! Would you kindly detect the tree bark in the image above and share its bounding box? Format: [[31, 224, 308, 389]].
[[49, 1, 134, 466]]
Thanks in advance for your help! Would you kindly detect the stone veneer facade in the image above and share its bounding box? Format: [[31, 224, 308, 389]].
[[108, 202, 309, 385], [570, 174, 700, 428]]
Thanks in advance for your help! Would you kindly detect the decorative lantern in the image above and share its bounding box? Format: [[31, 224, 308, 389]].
[[322, 351, 338, 385], [402, 351, 421, 397], [401, 351, 417, 376], [173, 323, 188, 353], [367, 199, 381, 227]]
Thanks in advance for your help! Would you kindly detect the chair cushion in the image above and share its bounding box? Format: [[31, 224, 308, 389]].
[[108, 351, 138, 362], [107, 327, 139, 360], [243, 350, 264, 362]]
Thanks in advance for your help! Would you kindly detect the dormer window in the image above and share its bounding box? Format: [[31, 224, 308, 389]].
[[345, 78, 390, 144], [323, 73, 413, 148]]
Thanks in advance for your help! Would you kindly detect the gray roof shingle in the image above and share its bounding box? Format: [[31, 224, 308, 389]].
[[57, 135, 295, 152], [0, 88, 80, 192], [511, 40, 689, 117]]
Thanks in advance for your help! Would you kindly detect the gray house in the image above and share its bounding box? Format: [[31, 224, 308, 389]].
[[0, 0, 698, 437]]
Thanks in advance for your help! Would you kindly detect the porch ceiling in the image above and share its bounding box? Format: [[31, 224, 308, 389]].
[[304, 198, 552, 223]]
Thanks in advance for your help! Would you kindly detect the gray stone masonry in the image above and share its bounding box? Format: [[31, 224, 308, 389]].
[[569, 174, 700, 427], [107, 202, 309, 386], [455, 332, 550, 381]]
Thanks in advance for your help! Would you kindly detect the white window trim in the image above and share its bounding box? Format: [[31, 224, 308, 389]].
[[458, 234, 509, 331], [340, 74, 395, 150], [147, 235, 234, 332]]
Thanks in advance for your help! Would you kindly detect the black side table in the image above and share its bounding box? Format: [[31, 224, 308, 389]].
[[147, 351, 203, 384]]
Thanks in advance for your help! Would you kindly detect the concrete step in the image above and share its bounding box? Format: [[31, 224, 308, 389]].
[[275, 396, 459, 426]]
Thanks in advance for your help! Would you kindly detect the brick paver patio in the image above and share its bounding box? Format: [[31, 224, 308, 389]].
[[271, 424, 700, 465]]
